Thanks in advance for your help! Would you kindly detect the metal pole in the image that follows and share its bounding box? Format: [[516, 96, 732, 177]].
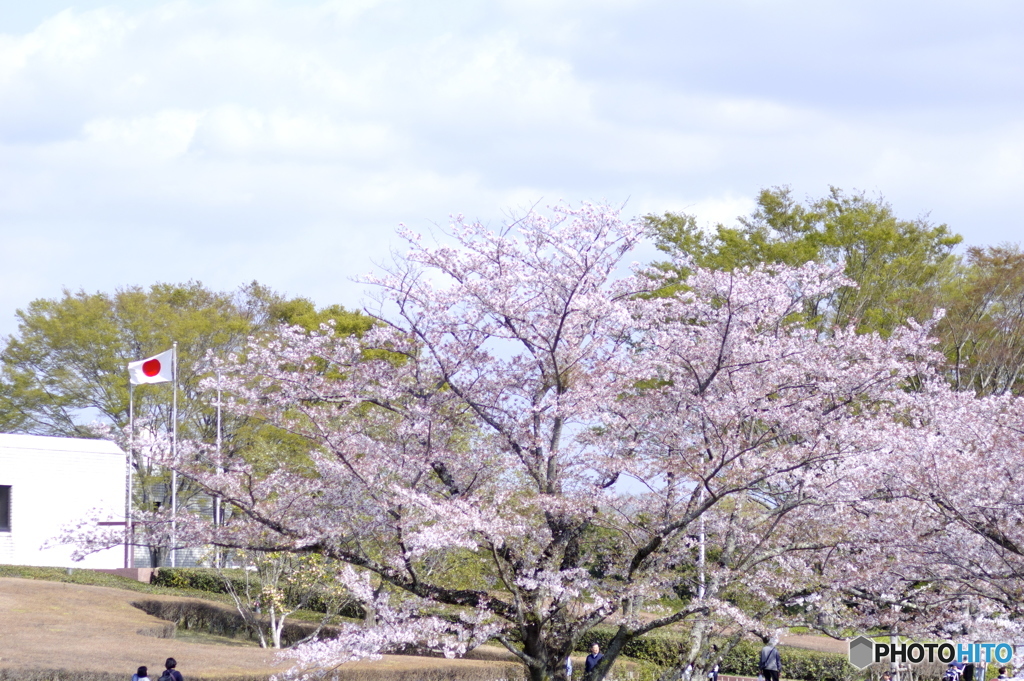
[[171, 341, 178, 568], [126, 384, 133, 569]]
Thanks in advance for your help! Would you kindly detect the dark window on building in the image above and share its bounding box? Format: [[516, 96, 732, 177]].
[[0, 486, 9, 532]]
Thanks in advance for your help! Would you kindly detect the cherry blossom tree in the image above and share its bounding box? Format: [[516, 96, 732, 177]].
[[869, 389, 1024, 642], [745, 376, 1024, 675], [76, 205, 959, 681], [590, 261, 945, 678]]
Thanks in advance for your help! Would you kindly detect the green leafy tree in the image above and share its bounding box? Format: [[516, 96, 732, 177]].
[[932, 245, 1024, 395], [646, 187, 1024, 396], [645, 186, 962, 336], [0, 281, 372, 564]]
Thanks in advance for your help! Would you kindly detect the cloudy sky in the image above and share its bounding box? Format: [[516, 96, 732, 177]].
[[1, 0, 1022, 336]]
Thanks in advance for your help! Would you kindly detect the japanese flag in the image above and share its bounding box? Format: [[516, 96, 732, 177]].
[[128, 348, 174, 385]]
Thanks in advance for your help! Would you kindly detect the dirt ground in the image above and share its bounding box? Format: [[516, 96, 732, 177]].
[[0, 578, 283, 676], [0, 578, 520, 678], [779, 632, 849, 655]]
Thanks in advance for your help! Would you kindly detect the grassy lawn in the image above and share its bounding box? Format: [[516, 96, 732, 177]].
[[0, 563, 842, 681], [0, 576, 286, 678], [0, 564, 236, 601], [0, 564, 332, 623], [0, 575, 529, 680]]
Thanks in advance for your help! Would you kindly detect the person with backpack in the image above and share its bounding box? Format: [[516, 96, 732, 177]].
[[131, 666, 149, 681], [159, 658, 183, 681], [759, 637, 781, 681]]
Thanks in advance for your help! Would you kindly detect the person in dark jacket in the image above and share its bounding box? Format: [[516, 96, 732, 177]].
[[159, 659, 183, 681], [759, 638, 781, 681], [584, 644, 604, 680]]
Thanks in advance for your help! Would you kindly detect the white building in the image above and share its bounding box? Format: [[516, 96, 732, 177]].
[[0, 433, 126, 569]]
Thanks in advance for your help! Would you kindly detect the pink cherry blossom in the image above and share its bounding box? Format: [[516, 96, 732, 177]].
[[63, 203, 1024, 681]]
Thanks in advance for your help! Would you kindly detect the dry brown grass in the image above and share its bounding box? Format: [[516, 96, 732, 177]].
[[0, 578, 526, 680], [778, 633, 848, 655], [0, 578, 285, 678]]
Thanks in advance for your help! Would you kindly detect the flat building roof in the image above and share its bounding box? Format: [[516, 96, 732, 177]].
[[0, 433, 124, 456]]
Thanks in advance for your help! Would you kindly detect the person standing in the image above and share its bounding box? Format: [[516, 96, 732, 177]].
[[584, 643, 604, 681], [708, 644, 720, 681], [565, 655, 573, 680], [759, 638, 781, 681], [159, 659, 183, 681], [132, 666, 149, 681]]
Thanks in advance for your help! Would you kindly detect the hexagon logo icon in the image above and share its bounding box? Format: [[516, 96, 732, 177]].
[[849, 636, 876, 669]]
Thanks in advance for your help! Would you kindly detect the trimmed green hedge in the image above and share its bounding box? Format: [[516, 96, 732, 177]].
[[153, 567, 234, 593], [133, 598, 342, 647], [576, 630, 685, 668], [574, 632, 856, 681], [152, 568, 364, 619], [722, 641, 857, 681]]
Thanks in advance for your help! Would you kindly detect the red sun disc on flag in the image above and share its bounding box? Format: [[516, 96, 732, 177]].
[[143, 359, 162, 377]]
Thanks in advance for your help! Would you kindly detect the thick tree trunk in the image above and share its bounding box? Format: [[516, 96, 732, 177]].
[[519, 623, 576, 681], [527, 666, 548, 681]]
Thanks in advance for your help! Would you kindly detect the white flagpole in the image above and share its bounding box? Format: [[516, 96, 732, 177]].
[[126, 384, 134, 570], [171, 341, 178, 568]]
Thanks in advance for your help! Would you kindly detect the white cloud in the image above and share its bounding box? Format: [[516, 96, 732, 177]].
[[83, 109, 201, 158], [1, 0, 1024, 336]]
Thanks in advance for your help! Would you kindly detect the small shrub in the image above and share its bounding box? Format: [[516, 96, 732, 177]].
[[152, 568, 364, 618], [153, 567, 232, 593], [132, 598, 340, 647]]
